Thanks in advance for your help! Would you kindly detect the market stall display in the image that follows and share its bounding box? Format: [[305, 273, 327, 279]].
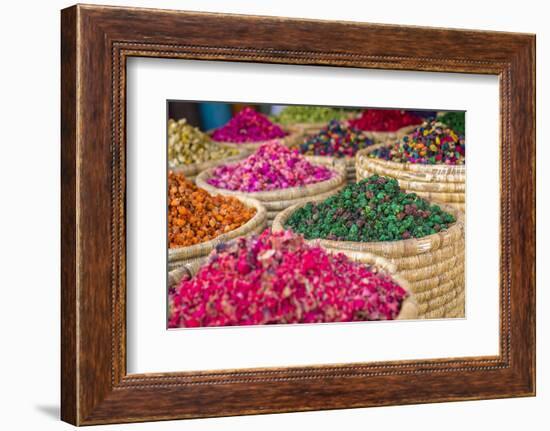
[[168, 229, 417, 327]]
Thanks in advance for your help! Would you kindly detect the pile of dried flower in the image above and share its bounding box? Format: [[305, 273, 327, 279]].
[[207, 141, 334, 192], [168, 229, 408, 327], [212, 107, 286, 143], [168, 118, 239, 167], [296, 120, 374, 158], [285, 175, 456, 242], [370, 120, 465, 165], [349, 109, 422, 132], [168, 172, 256, 248]]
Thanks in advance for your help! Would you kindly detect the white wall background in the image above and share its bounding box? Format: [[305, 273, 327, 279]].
[[0, 0, 546, 429]]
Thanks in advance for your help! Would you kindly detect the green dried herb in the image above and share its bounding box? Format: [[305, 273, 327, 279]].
[[284, 175, 456, 242], [437, 111, 465, 135], [271, 106, 358, 125]]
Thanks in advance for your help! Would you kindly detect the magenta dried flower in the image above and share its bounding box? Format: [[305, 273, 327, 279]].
[[168, 229, 408, 328], [207, 141, 334, 192], [212, 107, 287, 143]]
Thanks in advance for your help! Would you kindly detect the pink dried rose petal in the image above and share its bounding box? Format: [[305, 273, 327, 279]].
[[168, 230, 408, 328], [207, 141, 334, 192]]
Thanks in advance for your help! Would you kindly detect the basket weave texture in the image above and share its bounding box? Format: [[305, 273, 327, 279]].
[[169, 146, 249, 183], [300, 155, 357, 183], [355, 124, 419, 144], [356, 143, 466, 210], [272, 202, 465, 319], [285, 122, 326, 136]]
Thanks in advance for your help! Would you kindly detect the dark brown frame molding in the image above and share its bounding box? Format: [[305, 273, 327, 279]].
[[61, 4, 536, 425]]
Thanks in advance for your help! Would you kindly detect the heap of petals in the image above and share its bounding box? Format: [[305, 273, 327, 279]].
[[207, 141, 334, 192], [298, 120, 374, 158], [168, 229, 408, 328], [349, 109, 423, 132], [212, 107, 287, 143], [371, 120, 465, 165]]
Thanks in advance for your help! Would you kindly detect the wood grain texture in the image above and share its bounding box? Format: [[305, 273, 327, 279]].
[[60, 5, 78, 425], [60, 4, 536, 425]]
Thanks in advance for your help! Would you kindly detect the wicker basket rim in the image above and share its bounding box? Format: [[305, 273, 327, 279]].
[[169, 146, 249, 176], [345, 123, 419, 136], [195, 156, 346, 201], [273, 110, 358, 127], [168, 195, 267, 261], [357, 143, 466, 174], [358, 162, 466, 192], [280, 120, 327, 128], [272, 199, 464, 254]]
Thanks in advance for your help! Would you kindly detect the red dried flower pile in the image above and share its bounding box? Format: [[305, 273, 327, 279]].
[[349, 109, 423, 132], [168, 229, 408, 328]]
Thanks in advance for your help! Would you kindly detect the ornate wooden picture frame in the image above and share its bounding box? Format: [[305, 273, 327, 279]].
[[61, 4, 535, 425]]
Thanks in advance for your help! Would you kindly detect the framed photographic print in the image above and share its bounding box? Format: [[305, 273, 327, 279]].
[[61, 4, 536, 425]]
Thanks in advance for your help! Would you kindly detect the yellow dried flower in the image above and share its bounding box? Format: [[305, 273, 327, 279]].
[[168, 118, 239, 167]]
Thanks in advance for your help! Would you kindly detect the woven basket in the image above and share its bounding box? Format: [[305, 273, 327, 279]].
[[169, 146, 249, 183], [168, 249, 417, 321], [298, 156, 357, 183], [272, 202, 465, 319], [168, 196, 267, 267], [308, 156, 356, 183], [285, 122, 327, 136], [195, 156, 347, 226], [351, 124, 419, 145], [168, 255, 207, 272], [283, 110, 360, 136], [168, 259, 204, 288], [356, 143, 466, 210]]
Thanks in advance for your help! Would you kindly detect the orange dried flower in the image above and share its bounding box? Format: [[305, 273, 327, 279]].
[[168, 172, 256, 248]]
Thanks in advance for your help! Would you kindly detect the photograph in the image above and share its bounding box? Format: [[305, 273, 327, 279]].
[[166, 102, 466, 328], [52, 3, 537, 425]]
